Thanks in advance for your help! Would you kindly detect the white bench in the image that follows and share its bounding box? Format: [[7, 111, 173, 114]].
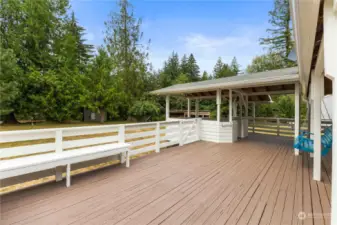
[[0, 126, 130, 188]]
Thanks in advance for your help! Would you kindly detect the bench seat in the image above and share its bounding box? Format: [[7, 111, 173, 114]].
[[0, 143, 130, 187]]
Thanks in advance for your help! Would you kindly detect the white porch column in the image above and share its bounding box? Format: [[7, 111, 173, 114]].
[[313, 70, 323, 181], [187, 98, 191, 118], [216, 89, 221, 122], [229, 89, 232, 122], [330, 77, 337, 225], [195, 99, 199, 118], [245, 95, 248, 117], [165, 95, 170, 121], [294, 82, 301, 155], [324, 1, 337, 223]]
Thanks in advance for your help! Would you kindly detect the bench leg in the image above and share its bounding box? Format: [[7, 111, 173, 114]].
[[55, 166, 63, 182], [120, 152, 126, 164], [126, 151, 130, 168], [66, 164, 71, 187]]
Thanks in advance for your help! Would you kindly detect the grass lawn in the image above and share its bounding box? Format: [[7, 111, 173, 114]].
[[0, 120, 132, 131]]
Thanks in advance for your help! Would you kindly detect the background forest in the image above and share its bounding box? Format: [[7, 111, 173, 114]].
[[0, 0, 302, 124]]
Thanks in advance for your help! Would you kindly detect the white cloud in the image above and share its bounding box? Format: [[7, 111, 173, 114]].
[[149, 24, 267, 74]]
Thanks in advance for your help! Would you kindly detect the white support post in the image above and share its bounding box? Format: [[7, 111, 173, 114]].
[[118, 125, 126, 163], [179, 120, 183, 146], [239, 97, 244, 138], [125, 151, 130, 168], [294, 82, 300, 155], [196, 118, 200, 141], [252, 102, 256, 118], [323, 3, 337, 223], [216, 89, 221, 123], [187, 98, 191, 118], [229, 89, 232, 122], [66, 164, 71, 187], [245, 95, 248, 118], [118, 125, 125, 143], [313, 71, 322, 181], [55, 130, 63, 182], [55, 130, 62, 153], [166, 95, 170, 121], [155, 122, 160, 153], [195, 99, 199, 118], [331, 78, 337, 225], [233, 100, 237, 117]]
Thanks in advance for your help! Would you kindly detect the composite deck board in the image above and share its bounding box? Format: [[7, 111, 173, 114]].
[[0, 134, 332, 225]]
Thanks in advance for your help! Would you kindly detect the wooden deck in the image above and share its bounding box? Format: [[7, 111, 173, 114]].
[[0, 134, 332, 225]]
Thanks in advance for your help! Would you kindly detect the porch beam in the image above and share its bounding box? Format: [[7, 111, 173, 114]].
[[245, 90, 294, 96], [165, 95, 170, 121], [294, 82, 300, 155]]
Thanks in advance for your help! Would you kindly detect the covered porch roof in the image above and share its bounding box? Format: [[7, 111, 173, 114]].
[[151, 67, 299, 102]]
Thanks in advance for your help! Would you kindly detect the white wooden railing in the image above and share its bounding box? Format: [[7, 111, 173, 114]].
[[248, 117, 332, 137], [0, 118, 201, 160]]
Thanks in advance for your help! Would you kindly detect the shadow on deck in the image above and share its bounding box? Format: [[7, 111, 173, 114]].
[[0, 134, 332, 225]]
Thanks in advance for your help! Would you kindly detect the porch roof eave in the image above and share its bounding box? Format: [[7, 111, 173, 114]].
[[150, 67, 299, 96]]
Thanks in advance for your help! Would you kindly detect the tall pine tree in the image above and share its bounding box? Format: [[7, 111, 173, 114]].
[[186, 54, 200, 81], [104, 0, 149, 103], [259, 0, 294, 58], [213, 57, 236, 79]]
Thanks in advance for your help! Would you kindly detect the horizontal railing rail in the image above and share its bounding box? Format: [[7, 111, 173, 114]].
[[248, 117, 332, 137], [0, 118, 201, 160]]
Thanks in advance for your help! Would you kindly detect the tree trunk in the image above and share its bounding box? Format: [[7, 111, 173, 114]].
[[3, 112, 19, 124], [99, 109, 105, 123]]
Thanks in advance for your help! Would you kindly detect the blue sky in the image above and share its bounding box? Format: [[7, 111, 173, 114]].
[[71, 0, 274, 73]]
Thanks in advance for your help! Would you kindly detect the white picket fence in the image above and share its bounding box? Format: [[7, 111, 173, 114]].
[[0, 118, 200, 160]]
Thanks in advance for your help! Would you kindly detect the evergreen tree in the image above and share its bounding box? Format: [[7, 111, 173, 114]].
[[230, 57, 240, 75], [213, 57, 236, 79], [180, 54, 189, 75], [259, 0, 294, 58], [201, 71, 209, 80], [84, 48, 121, 122], [104, 0, 149, 103], [186, 54, 200, 81], [0, 48, 21, 120], [61, 11, 94, 72], [159, 52, 180, 87]]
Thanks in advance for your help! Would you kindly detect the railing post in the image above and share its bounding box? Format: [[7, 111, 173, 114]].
[[276, 118, 280, 136], [179, 120, 183, 146], [196, 118, 201, 141], [55, 130, 63, 153], [118, 125, 125, 143], [155, 122, 160, 153], [118, 125, 126, 163], [55, 130, 63, 182], [252, 118, 255, 133]]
